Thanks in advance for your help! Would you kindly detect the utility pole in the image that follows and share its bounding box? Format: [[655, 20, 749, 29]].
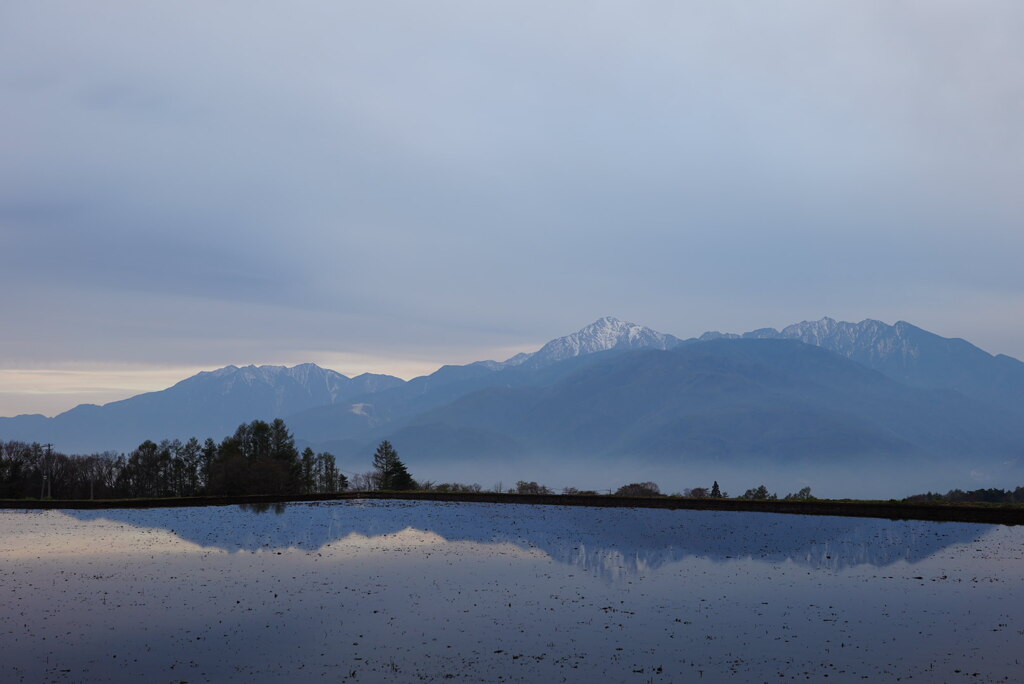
[[43, 444, 53, 499]]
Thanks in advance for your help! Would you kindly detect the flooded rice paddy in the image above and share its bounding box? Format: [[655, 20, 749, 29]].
[[1, 500, 1022, 682]]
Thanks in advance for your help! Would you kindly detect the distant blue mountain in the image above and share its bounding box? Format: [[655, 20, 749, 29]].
[[2, 316, 1023, 487], [286, 316, 682, 437], [507, 315, 684, 369], [0, 364, 404, 453], [360, 338, 1024, 471], [702, 317, 1024, 415]]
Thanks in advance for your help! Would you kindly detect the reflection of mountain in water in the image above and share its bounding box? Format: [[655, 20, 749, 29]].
[[61, 501, 992, 579]]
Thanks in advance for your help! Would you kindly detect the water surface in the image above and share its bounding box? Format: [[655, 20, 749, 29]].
[[2, 501, 1021, 682]]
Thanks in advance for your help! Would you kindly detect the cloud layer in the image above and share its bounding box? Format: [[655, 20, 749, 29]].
[[2, 1, 1023, 414]]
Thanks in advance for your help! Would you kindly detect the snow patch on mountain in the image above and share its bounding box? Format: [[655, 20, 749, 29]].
[[506, 316, 684, 368], [727, 317, 932, 365], [698, 331, 740, 341], [173, 363, 371, 406], [501, 352, 533, 367]]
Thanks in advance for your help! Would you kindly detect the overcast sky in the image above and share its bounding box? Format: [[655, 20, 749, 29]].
[[2, 1, 1023, 416]]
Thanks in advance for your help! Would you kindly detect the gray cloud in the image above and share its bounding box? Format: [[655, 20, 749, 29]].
[[1, 1, 1022, 401]]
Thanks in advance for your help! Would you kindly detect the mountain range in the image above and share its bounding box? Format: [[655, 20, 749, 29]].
[[3, 316, 1023, 492], [0, 363, 404, 455], [701, 317, 1024, 412]]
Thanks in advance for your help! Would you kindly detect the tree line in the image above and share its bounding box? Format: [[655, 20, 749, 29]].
[[414, 480, 816, 501], [903, 487, 1024, 504], [0, 419, 347, 499], [11, 428, 1015, 504]]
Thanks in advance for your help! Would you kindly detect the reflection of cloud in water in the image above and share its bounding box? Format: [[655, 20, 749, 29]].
[[59, 501, 992, 579]]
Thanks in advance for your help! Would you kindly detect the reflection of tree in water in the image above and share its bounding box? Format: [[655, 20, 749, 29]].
[[237, 502, 288, 515], [61, 501, 992, 579]]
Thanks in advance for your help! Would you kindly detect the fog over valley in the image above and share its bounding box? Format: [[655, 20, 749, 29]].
[[4, 316, 1023, 499]]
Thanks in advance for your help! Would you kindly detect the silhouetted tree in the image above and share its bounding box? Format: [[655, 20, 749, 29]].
[[784, 486, 814, 501], [615, 482, 661, 497], [179, 437, 202, 496], [740, 485, 777, 500], [315, 451, 345, 492], [206, 419, 300, 495], [300, 447, 316, 494], [514, 481, 553, 494], [903, 487, 1024, 504], [372, 441, 414, 490], [561, 486, 599, 495], [200, 438, 217, 491], [349, 471, 376, 491], [116, 440, 164, 497], [207, 430, 248, 495], [0, 441, 33, 498], [427, 482, 482, 493], [0, 419, 359, 499], [711, 481, 722, 498]]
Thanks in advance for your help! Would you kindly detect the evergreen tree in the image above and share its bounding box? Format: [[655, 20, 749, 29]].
[[269, 418, 299, 463], [200, 438, 218, 492], [615, 482, 661, 497], [301, 447, 316, 494], [711, 481, 722, 498], [180, 437, 202, 496], [318, 451, 341, 492], [372, 440, 414, 490], [784, 486, 814, 501], [740, 485, 777, 500]]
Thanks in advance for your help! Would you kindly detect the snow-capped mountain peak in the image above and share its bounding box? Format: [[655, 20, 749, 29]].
[[694, 317, 1024, 408], [510, 316, 684, 367], [739, 317, 923, 361], [180, 364, 353, 403]]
